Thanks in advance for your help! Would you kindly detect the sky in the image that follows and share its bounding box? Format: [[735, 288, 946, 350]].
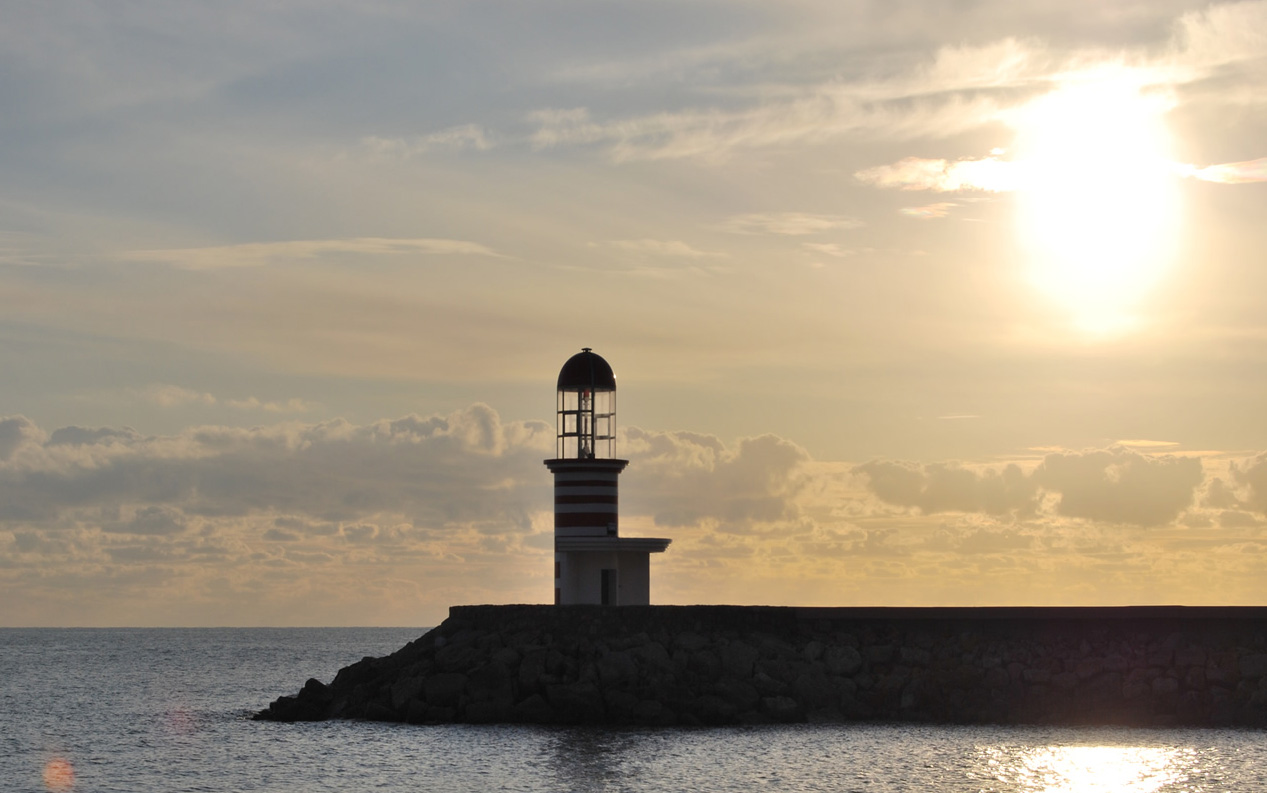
[[2, 0, 1266, 626]]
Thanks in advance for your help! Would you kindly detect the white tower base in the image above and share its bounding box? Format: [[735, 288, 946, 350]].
[[555, 537, 671, 606]]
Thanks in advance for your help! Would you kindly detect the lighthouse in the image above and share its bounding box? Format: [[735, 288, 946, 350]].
[[545, 348, 670, 605]]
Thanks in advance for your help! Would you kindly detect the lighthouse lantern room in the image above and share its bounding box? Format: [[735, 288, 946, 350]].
[[545, 348, 670, 606]]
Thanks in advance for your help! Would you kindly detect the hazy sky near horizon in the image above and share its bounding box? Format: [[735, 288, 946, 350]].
[[3, 0, 1267, 626]]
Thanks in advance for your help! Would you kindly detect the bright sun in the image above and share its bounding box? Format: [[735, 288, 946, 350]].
[[1012, 71, 1180, 332]]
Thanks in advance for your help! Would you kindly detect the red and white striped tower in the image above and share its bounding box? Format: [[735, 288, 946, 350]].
[[545, 348, 670, 606]]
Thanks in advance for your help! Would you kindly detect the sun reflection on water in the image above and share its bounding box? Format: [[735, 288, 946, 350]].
[[976, 744, 1198, 793]]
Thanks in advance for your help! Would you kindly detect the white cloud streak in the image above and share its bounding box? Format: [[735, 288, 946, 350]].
[[224, 397, 317, 413], [900, 202, 959, 219], [857, 154, 1267, 194], [609, 239, 726, 258], [361, 125, 494, 158], [140, 385, 217, 408], [1175, 157, 1267, 184], [518, 4, 1267, 165], [800, 242, 858, 257], [528, 90, 1010, 162], [136, 385, 314, 413], [721, 212, 863, 236], [122, 237, 503, 270], [856, 156, 1020, 192]]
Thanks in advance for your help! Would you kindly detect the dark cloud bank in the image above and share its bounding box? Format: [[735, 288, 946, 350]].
[[0, 407, 1250, 562], [0, 408, 809, 547], [854, 446, 1219, 527]]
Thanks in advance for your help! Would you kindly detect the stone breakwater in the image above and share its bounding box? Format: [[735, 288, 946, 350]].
[[255, 605, 1267, 727]]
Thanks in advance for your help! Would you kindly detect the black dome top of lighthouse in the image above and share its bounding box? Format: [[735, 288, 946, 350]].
[[557, 348, 616, 391]]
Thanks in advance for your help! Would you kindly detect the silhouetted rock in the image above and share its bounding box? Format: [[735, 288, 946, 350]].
[[254, 604, 1267, 727]]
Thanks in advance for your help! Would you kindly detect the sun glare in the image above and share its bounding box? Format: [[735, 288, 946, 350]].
[[42, 757, 75, 791], [1012, 71, 1180, 333], [978, 744, 1197, 792]]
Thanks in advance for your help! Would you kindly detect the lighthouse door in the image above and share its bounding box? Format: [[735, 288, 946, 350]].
[[600, 568, 618, 606]]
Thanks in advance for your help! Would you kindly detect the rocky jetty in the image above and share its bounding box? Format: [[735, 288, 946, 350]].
[[255, 605, 1267, 727]]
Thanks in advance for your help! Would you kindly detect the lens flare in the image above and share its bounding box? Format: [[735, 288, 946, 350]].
[[43, 757, 75, 791]]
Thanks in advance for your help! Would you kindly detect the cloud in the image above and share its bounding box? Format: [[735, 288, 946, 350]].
[[1229, 454, 1267, 513], [526, 71, 1012, 162], [0, 417, 46, 462], [134, 385, 314, 413], [1033, 448, 1204, 526], [102, 505, 188, 536], [1202, 477, 1244, 510], [856, 447, 1208, 527], [0, 408, 836, 622], [855, 156, 1020, 192], [1176, 157, 1267, 184], [0, 406, 553, 527], [139, 385, 218, 408], [800, 242, 858, 257], [899, 202, 958, 219], [721, 213, 863, 236], [0, 409, 815, 548], [48, 426, 143, 447], [854, 460, 1037, 516], [121, 237, 503, 270], [608, 239, 726, 258], [3, 408, 1266, 621], [1216, 510, 1261, 529], [517, 4, 1267, 165], [528, 108, 609, 149], [1172, 1, 1267, 71], [860, 153, 1267, 197], [361, 125, 493, 158], [623, 428, 810, 529], [224, 397, 317, 413]]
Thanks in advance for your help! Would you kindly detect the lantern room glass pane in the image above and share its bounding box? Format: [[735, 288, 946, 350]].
[[556, 388, 616, 459]]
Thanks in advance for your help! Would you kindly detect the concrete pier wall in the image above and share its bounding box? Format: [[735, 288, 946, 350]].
[[256, 605, 1267, 727]]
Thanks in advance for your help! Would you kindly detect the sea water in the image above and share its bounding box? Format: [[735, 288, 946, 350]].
[[2, 628, 1264, 792]]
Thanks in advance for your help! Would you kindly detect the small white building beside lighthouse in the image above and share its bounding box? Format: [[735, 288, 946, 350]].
[[545, 348, 670, 606]]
